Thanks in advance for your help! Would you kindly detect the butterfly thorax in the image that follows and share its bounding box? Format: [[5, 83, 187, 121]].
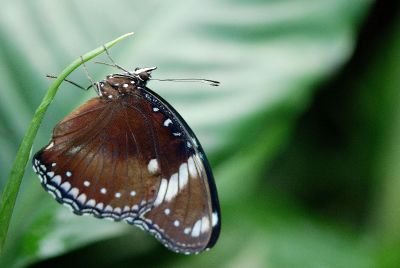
[[96, 67, 157, 100]]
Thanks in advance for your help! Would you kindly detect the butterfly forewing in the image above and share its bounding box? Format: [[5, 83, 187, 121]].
[[33, 76, 220, 254], [138, 88, 220, 253]]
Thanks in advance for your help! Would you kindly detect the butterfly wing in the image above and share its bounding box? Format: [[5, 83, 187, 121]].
[[138, 87, 221, 253], [33, 92, 220, 254]]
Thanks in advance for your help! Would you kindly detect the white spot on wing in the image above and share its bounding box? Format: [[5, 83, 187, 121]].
[[69, 146, 82, 154], [188, 156, 198, 178], [192, 137, 199, 147], [174, 220, 180, 227], [115, 192, 121, 198], [77, 194, 87, 204], [191, 220, 202, 237], [179, 163, 189, 190], [163, 119, 172, 127], [147, 159, 159, 174], [69, 187, 79, 198], [184, 227, 191, 234], [164, 173, 178, 202], [83, 180, 90, 187], [66, 171, 72, 177], [51, 175, 61, 185], [46, 171, 55, 178], [154, 178, 168, 206], [95, 203, 104, 210], [212, 212, 219, 227], [86, 199, 96, 207], [100, 188, 107, 194], [46, 142, 54, 150], [130, 191, 136, 196], [201, 216, 210, 233], [60, 182, 71, 192], [164, 208, 170, 215], [114, 207, 121, 214]]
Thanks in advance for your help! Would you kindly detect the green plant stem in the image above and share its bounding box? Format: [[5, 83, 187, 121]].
[[0, 32, 133, 253]]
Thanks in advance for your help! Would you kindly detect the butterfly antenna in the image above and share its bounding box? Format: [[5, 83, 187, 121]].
[[94, 61, 116, 68], [151, 78, 220, 87], [100, 45, 131, 74], [46, 75, 93, 91]]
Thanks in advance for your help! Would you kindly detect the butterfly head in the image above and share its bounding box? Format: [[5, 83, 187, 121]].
[[134, 67, 157, 81], [96, 67, 157, 100]]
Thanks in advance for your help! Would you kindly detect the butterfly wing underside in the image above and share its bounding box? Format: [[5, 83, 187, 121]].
[[33, 91, 220, 254]]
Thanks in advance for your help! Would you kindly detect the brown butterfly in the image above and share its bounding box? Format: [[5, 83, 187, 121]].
[[32, 64, 221, 254]]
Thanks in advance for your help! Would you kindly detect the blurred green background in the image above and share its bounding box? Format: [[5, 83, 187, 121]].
[[0, 0, 399, 267]]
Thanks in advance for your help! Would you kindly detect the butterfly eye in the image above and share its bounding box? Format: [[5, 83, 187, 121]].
[[33, 68, 221, 254], [138, 72, 150, 81]]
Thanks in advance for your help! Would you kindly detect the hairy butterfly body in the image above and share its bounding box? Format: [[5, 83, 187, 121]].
[[32, 66, 221, 254]]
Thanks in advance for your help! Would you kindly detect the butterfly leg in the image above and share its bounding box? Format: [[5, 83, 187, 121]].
[[46, 74, 93, 91], [80, 56, 101, 95]]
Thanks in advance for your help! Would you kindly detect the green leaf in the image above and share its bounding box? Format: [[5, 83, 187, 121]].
[[351, 14, 400, 268]]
